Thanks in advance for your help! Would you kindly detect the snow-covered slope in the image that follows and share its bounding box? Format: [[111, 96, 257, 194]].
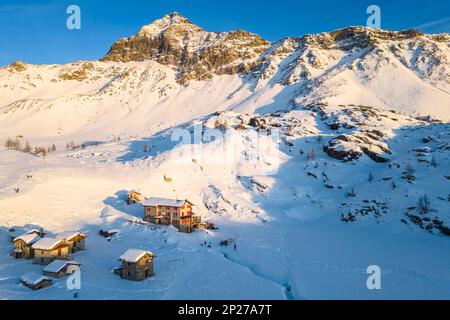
[[0, 14, 449, 145], [0, 104, 449, 299], [0, 13, 449, 300]]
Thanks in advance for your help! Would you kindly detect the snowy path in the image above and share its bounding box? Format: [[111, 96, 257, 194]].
[[221, 251, 294, 300]]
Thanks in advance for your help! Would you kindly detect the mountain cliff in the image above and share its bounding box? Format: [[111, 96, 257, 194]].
[[101, 13, 270, 84]]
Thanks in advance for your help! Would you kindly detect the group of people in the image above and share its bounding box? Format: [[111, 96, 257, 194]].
[[200, 240, 237, 250], [219, 240, 237, 250]]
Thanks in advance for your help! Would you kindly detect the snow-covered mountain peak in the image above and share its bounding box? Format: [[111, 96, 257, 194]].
[[137, 12, 203, 37], [101, 14, 269, 84], [0, 14, 449, 142]]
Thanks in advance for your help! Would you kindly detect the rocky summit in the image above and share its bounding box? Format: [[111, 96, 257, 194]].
[[101, 13, 270, 84]]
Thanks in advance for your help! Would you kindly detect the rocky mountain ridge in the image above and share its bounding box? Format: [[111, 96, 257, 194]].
[[101, 13, 270, 84], [0, 12, 449, 142]]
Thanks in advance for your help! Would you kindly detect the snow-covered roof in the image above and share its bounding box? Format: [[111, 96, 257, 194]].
[[120, 249, 154, 262], [142, 197, 189, 207], [56, 231, 85, 241], [9, 228, 41, 238], [32, 238, 66, 250], [44, 260, 80, 274], [26, 229, 43, 235], [21, 272, 51, 286], [13, 233, 42, 245]]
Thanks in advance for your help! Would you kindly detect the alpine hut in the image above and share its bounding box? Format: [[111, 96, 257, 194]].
[[11, 233, 43, 259], [32, 238, 71, 265], [20, 272, 52, 290], [119, 249, 155, 281], [56, 231, 86, 252], [43, 260, 81, 278], [142, 197, 194, 233]]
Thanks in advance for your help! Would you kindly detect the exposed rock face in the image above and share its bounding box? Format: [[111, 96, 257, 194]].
[[301, 104, 408, 163], [300, 27, 429, 51], [59, 62, 95, 81], [323, 131, 391, 163], [327, 27, 425, 49], [247, 26, 450, 101], [9, 61, 27, 72], [99, 14, 450, 112], [101, 13, 270, 84], [2, 13, 449, 123]]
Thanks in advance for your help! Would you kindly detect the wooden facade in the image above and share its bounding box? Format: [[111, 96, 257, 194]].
[[192, 215, 202, 229], [43, 260, 81, 279], [21, 273, 52, 290], [70, 234, 86, 252], [11, 233, 42, 259], [12, 239, 33, 259], [57, 232, 86, 253], [143, 198, 195, 233], [32, 238, 71, 265]]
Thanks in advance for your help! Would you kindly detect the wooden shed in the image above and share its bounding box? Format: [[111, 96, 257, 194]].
[[119, 249, 155, 281], [43, 260, 81, 278], [32, 238, 71, 265], [20, 272, 52, 290], [56, 231, 86, 252], [11, 233, 42, 259], [192, 215, 202, 229], [199, 221, 217, 230], [128, 190, 143, 204]]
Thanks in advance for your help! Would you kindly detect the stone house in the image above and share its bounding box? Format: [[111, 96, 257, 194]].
[[11, 233, 42, 259], [21, 272, 52, 290], [119, 248, 155, 281], [43, 260, 81, 278], [142, 197, 197, 233], [56, 231, 86, 252], [32, 238, 71, 265]]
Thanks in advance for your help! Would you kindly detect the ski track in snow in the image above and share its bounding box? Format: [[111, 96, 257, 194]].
[[221, 251, 295, 300]]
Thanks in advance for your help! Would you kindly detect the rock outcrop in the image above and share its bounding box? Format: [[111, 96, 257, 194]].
[[9, 61, 27, 72], [101, 13, 269, 84], [323, 131, 391, 163]]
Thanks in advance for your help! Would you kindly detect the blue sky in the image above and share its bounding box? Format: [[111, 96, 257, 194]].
[[1, 0, 449, 66]]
